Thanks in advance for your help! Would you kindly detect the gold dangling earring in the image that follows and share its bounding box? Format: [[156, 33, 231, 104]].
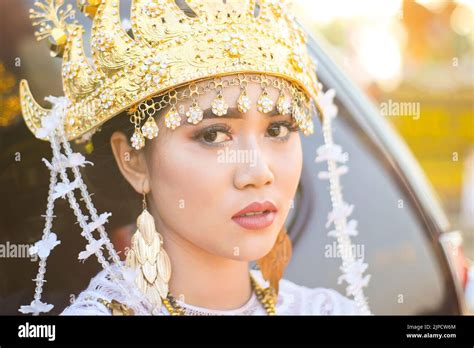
[[125, 190, 172, 314], [256, 226, 292, 295]]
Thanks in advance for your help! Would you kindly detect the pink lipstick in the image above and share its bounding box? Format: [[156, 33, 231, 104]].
[[231, 201, 278, 230]]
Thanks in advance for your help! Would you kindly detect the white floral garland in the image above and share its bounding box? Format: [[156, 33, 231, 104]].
[[19, 97, 149, 315], [314, 89, 372, 315]]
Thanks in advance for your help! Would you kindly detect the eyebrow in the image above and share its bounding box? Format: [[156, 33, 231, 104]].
[[200, 107, 283, 120]]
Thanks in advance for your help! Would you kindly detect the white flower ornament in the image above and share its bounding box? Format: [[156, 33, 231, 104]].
[[19, 300, 54, 314], [78, 238, 107, 262], [29, 232, 61, 259]]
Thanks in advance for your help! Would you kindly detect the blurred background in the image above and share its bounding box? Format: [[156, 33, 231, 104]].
[[292, 0, 474, 258], [0, 0, 472, 314]]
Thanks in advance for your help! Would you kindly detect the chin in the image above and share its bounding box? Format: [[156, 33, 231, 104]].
[[224, 250, 268, 262], [230, 234, 277, 262]]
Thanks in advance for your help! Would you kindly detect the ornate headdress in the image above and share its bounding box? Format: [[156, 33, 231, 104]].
[[18, 0, 371, 315]]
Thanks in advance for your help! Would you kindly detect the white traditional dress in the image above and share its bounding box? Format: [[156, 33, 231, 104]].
[[61, 265, 361, 315]]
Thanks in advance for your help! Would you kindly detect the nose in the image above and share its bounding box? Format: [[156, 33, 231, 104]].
[[233, 143, 274, 190]]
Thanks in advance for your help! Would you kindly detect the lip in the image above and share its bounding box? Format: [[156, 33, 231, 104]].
[[232, 201, 278, 230]]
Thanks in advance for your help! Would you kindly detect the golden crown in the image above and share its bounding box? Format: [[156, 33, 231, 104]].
[[20, 0, 321, 143]]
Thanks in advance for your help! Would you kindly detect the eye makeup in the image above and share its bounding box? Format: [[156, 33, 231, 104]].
[[191, 116, 299, 147]]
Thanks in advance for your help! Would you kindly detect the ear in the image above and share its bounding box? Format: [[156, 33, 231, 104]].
[[110, 131, 151, 194]]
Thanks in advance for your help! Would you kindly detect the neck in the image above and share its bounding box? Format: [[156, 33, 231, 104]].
[[156, 222, 252, 311]]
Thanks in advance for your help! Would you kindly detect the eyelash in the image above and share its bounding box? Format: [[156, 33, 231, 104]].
[[192, 124, 232, 147], [192, 121, 299, 147], [268, 121, 299, 142]]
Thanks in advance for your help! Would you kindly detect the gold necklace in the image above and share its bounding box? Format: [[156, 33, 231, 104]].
[[162, 274, 277, 315]]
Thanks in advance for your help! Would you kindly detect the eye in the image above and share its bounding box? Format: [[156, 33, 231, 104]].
[[203, 130, 230, 143], [267, 124, 289, 138], [266, 121, 298, 139], [193, 125, 232, 146]]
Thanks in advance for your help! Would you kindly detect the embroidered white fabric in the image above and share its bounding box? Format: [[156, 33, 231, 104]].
[[61, 265, 362, 315]]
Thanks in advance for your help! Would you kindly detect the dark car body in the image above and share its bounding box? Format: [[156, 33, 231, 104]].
[[283, 33, 468, 315]]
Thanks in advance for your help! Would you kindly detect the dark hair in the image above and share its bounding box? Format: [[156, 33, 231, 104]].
[[73, 112, 141, 230]]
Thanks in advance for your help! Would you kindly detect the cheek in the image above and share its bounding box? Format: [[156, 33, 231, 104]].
[[274, 137, 302, 235], [270, 134, 303, 205], [147, 135, 230, 242]]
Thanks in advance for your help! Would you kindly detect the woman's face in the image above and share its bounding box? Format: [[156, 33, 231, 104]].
[[145, 75, 303, 261]]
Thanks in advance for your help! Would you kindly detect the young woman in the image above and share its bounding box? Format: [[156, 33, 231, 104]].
[[19, 0, 371, 316]]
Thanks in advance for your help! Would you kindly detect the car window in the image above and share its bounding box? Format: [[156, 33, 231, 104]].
[[284, 41, 460, 315]]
